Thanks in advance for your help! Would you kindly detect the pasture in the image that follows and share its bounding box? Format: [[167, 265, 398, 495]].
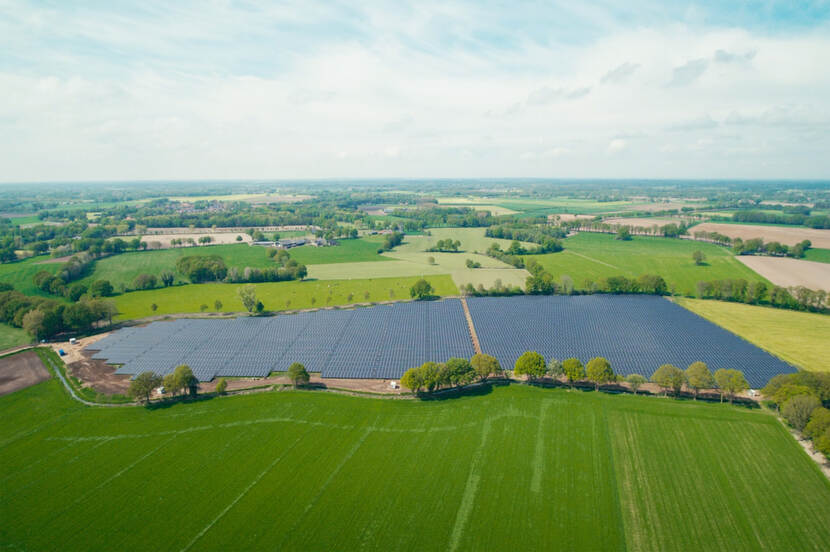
[[0, 324, 32, 351], [78, 238, 388, 290], [529, 232, 767, 295], [804, 247, 830, 263], [674, 298, 830, 373], [111, 275, 458, 319], [2, 381, 829, 551], [0, 256, 61, 297]]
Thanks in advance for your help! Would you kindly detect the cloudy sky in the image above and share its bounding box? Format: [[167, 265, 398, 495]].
[[2, 1, 830, 182]]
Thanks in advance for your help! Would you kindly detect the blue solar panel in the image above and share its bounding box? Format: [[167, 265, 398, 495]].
[[466, 295, 796, 388], [86, 296, 796, 388]]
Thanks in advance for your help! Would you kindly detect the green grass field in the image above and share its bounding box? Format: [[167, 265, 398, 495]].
[[111, 275, 458, 319], [77, 239, 389, 290], [2, 380, 829, 551], [674, 298, 830, 372], [0, 256, 62, 297], [309, 228, 532, 289], [436, 196, 634, 215], [288, 237, 391, 265], [529, 233, 768, 295], [0, 323, 32, 350], [804, 248, 830, 264]]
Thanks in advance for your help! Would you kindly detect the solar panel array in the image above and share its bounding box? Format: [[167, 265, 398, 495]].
[[87, 299, 475, 381], [467, 295, 796, 388]]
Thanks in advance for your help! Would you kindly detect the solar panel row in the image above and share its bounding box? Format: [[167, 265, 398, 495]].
[[87, 296, 795, 388], [87, 300, 475, 381], [465, 295, 796, 388]]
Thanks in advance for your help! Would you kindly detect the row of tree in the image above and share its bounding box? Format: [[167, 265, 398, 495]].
[[425, 238, 462, 252], [401, 350, 751, 404], [0, 288, 117, 340], [401, 353, 503, 392], [732, 210, 830, 229], [761, 372, 830, 458], [695, 278, 826, 312]]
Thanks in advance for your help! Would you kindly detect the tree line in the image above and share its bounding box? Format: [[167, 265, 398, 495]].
[[401, 351, 751, 404], [0, 286, 116, 340], [762, 372, 830, 458]]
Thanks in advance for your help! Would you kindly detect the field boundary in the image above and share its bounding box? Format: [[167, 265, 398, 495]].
[[460, 296, 482, 354]]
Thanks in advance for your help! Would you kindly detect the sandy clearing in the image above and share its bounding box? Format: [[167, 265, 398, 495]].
[[692, 223, 830, 248], [140, 232, 252, 249], [603, 217, 689, 227], [736, 256, 830, 291], [0, 350, 50, 396], [547, 214, 595, 222]]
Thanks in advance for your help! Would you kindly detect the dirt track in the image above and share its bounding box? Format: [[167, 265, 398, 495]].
[[692, 223, 830, 248], [737, 256, 830, 291], [0, 350, 50, 396]]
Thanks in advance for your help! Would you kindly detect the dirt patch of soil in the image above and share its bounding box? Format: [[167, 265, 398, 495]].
[[199, 375, 405, 395], [66, 350, 131, 395], [692, 223, 830, 248], [37, 255, 74, 264], [603, 217, 692, 228], [548, 214, 595, 222], [0, 350, 51, 396], [737, 256, 830, 292]]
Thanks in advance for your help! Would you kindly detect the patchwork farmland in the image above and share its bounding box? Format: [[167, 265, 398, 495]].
[[90, 295, 795, 387]]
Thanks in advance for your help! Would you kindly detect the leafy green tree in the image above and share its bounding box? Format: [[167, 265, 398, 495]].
[[162, 373, 178, 396], [445, 357, 475, 386], [151, 303, 158, 312], [471, 353, 502, 381], [288, 362, 310, 387], [685, 361, 714, 400], [238, 284, 258, 313], [514, 351, 547, 381], [804, 407, 830, 440], [547, 357, 564, 381], [160, 270, 175, 287], [401, 366, 424, 392], [88, 279, 114, 297], [586, 357, 614, 390], [410, 279, 433, 300], [626, 374, 646, 394], [615, 226, 631, 240], [771, 384, 815, 409], [173, 364, 198, 396], [128, 371, 162, 404], [781, 395, 821, 432], [562, 357, 585, 387], [713, 368, 749, 404], [692, 250, 706, 265], [651, 364, 685, 397], [22, 309, 46, 339], [214, 299, 223, 311], [215, 378, 228, 395]]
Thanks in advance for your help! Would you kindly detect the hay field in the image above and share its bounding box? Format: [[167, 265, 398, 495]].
[[674, 298, 830, 372], [0, 323, 32, 351], [736, 256, 830, 291], [2, 381, 829, 550], [693, 223, 830, 248]]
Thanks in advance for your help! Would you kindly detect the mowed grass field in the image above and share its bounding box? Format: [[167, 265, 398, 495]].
[[2, 381, 829, 551], [804, 247, 830, 264], [112, 275, 458, 319], [0, 256, 61, 296], [674, 298, 830, 372], [530, 233, 768, 295], [77, 238, 389, 290], [308, 228, 533, 289], [0, 323, 32, 350]]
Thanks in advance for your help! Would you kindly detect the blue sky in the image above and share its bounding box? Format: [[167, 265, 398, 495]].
[[1, 1, 829, 181]]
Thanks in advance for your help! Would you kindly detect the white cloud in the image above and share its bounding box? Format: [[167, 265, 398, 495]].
[[607, 139, 627, 153], [0, 2, 829, 180]]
